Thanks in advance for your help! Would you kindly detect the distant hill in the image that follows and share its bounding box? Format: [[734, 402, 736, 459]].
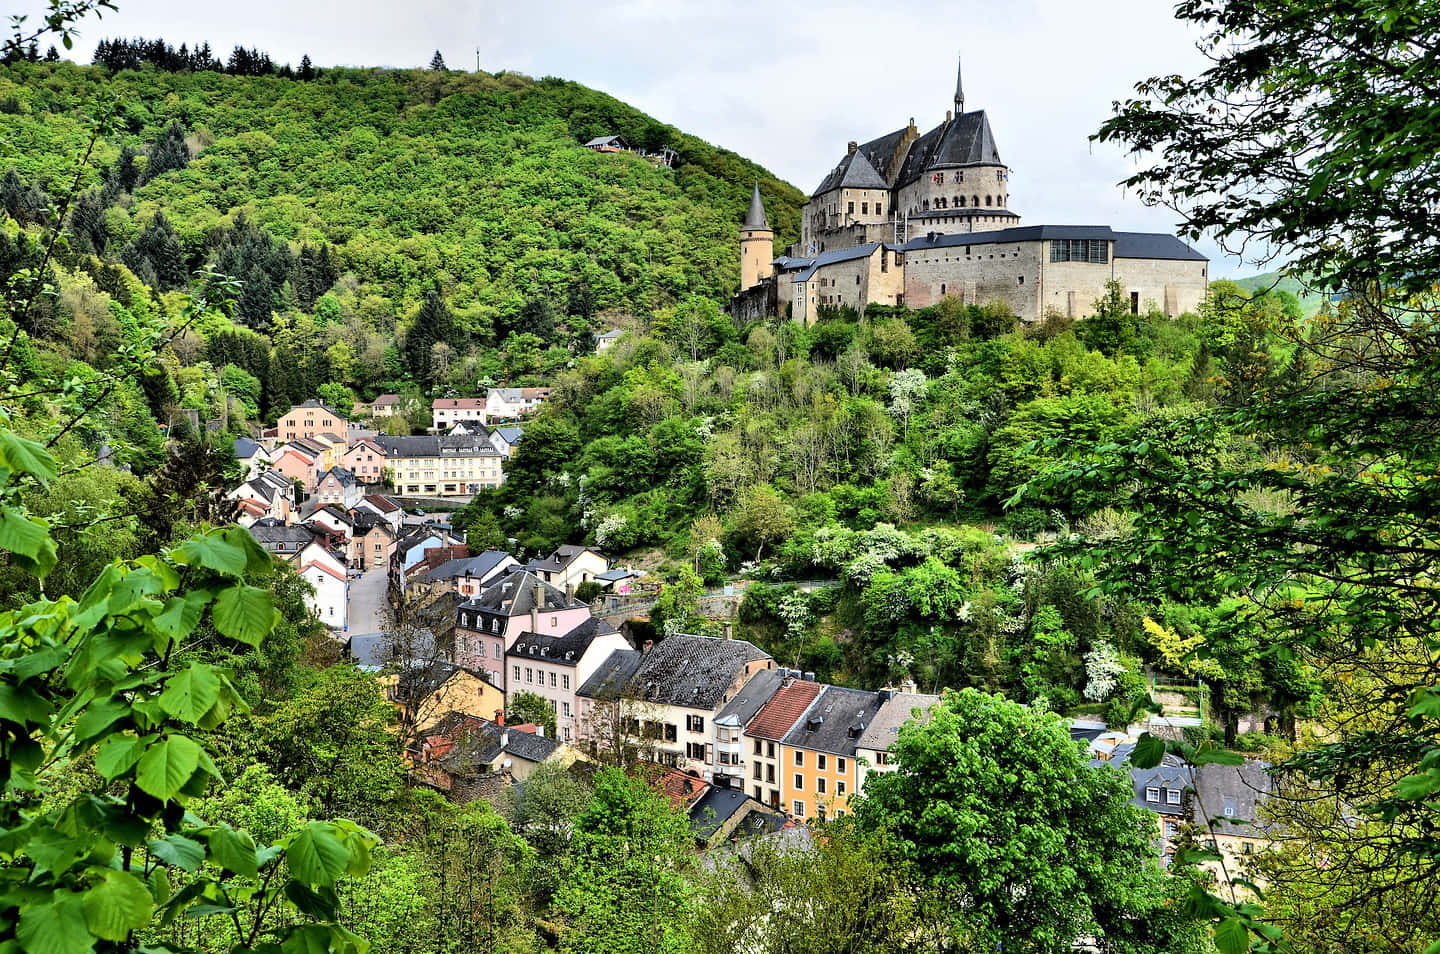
[[0, 60, 805, 321], [1231, 269, 1328, 317]]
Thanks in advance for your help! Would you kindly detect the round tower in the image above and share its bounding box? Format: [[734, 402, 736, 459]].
[[740, 182, 774, 290]]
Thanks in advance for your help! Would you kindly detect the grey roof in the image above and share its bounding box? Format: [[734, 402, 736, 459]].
[[793, 242, 886, 282], [373, 434, 501, 459], [742, 183, 770, 230], [630, 635, 772, 710], [585, 135, 627, 148], [780, 685, 887, 757], [345, 632, 392, 668], [396, 661, 492, 701], [812, 147, 889, 196], [436, 718, 561, 769], [314, 504, 353, 524], [576, 648, 645, 699], [908, 206, 1020, 222], [528, 544, 605, 573], [321, 466, 357, 486], [852, 126, 911, 187], [1192, 760, 1273, 834], [772, 255, 815, 270], [894, 111, 1003, 187], [855, 691, 942, 751], [594, 568, 642, 583], [291, 399, 348, 419], [491, 426, 525, 443], [464, 570, 587, 617], [507, 616, 621, 667], [595, 329, 623, 341], [901, 224, 1208, 262], [234, 437, 263, 458], [715, 668, 787, 728], [689, 787, 767, 838], [418, 550, 513, 584], [248, 524, 318, 547]]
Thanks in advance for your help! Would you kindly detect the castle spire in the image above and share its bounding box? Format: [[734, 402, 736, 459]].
[[954, 53, 964, 114], [742, 182, 770, 230]]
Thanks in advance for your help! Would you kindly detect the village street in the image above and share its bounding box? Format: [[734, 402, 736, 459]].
[[347, 565, 389, 634]]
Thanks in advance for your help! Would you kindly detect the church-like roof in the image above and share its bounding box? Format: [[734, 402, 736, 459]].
[[894, 110, 1003, 187], [742, 183, 770, 230]]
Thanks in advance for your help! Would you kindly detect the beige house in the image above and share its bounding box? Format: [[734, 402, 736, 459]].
[[485, 387, 551, 423], [277, 400, 348, 442], [524, 545, 610, 593], [350, 518, 396, 571], [789, 242, 905, 325], [431, 398, 487, 431], [506, 617, 630, 743], [375, 434, 504, 498], [854, 689, 942, 792]]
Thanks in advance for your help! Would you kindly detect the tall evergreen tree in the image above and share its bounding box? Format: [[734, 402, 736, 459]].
[[120, 212, 187, 291], [404, 286, 454, 389], [141, 119, 190, 184], [297, 53, 314, 80], [429, 50, 446, 71]]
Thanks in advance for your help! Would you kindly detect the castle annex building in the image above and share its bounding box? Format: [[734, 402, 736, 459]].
[[733, 58, 1209, 324]]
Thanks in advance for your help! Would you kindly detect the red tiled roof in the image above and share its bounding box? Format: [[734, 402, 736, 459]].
[[655, 769, 711, 810], [747, 679, 823, 741], [434, 398, 485, 409]]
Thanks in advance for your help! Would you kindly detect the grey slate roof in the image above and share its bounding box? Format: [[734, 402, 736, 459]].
[[901, 225, 1208, 262], [417, 550, 513, 584], [527, 544, 605, 574], [780, 685, 887, 757], [742, 183, 770, 230], [1193, 760, 1273, 834], [855, 691, 942, 751], [465, 570, 587, 617], [812, 147, 890, 196], [576, 648, 645, 699], [715, 668, 788, 728], [793, 242, 886, 282], [630, 634, 772, 710], [321, 466, 357, 486], [893, 111, 1003, 188], [291, 399, 348, 419], [373, 434, 501, 459], [689, 787, 768, 839], [234, 437, 263, 458], [507, 616, 621, 667], [248, 524, 318, 548]]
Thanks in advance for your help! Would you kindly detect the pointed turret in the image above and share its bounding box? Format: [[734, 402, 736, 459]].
[[743, 182, 770, 230], [954, 54, 964, 114]]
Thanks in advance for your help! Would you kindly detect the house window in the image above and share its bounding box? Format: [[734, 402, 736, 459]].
[[794, 774, 804, 791], [766, 764, 775, 783], [767, 741, 775, 758], [1167, 788, 1182, 805], [1224, 798, 1237, 817], [562, 674, 570, 690], [664, 723, 677, 743], [1050, 239, 1109, 264], [837, 757, 846, 773], [550, 616, 557, 627], [561, 702, 571, 717], [525, 668, 533, 683], [753, 763, 762, 780], [512, 665, 520, 681], [817, 777, 827, 795], [847, 201, 854, 214], [687, 742, 707, 760], [794, 751, 804, 767], [754, 739, 763, 755], [792, 800, 804, 817], [837, 780, 846, 796], [1145, 787, 1161, 803], [875, 752, 892, 766], [861, 202, 868, 214], [550, 672, 557, 687], [818, 754, 827, 771], [686, 714, 705, 732]]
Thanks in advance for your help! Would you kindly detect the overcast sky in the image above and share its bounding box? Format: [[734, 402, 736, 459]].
[[47, 0, 1254, 276]]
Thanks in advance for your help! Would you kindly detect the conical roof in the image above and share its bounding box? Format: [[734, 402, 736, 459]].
[[742, 183, 770, 230]]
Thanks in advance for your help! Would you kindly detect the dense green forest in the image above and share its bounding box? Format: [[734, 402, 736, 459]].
[[4, 1, 1440, 952]]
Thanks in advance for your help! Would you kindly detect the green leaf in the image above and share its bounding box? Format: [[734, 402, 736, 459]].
[[94, 734, 148, 781], [211, 586, 276, 647], [151, 591, 210, 642], [0, 432, 58, 483], [0, 508, 58, 577], [183, 904, 239, 919], [0, 682, 52, 725], [147, 834, 205, 872], [1394, 772, 1440, 800], [285, 824, 349, 887], [17, 895, 95, 954], [1130, 732, 1166, 769], [207, 826, 259, 878], [171, 534, 247, 577], [282, 880, 338, 920], [74, 699, 130, 744], [1408, 688, 1440, 720], [1212, 916, 1250, 954], [159, 666, 221, 723], [135, 735, 203, 801], [83, 869, 154, 941]]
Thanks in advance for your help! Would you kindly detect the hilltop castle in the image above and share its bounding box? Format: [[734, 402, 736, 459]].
[[733, 57, 1209, 323]]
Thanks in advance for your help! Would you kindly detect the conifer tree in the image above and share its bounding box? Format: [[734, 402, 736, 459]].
[[429, 50, 446, 71], [142, 119, 190, 184], [298, 53, 314, 80]]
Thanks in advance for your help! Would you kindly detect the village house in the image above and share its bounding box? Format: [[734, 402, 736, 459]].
[[277, 400, 349, 442], [854, 688, 942, 792], [227, 470, 294, 526], [711, 668, 788, 790], [233, 436, 274, 480], [595, 328, 624, 352], [777, 685, 887, 821], [354, 494, 404, 531], [742, 675, 825, 810], [487, 425, 524, 458], [485, 387, 551, 424], [524, 544, 610, 594], [247, 520, 319, 557], [353, 394, 401, 420], [269, 441, 322, 492], [415, 714, 566, 794], [374, 434, 505, 497], [410, 550, 519, 601], [289, 538, 348, 628], [342, 438, 388, 486], [576, 634, 775, 776], [387, 662, 506, 736], [505, 617, 631, 743], [315, 466, 361, 509], [349, 513, 396, 571], [453, 571, 593, 689], [308, 505, 355, 539], [431, 397, 487, 431]]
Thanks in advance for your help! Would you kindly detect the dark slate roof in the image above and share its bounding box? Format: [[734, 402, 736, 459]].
[[234, 437, 263, 458], [396, 661, 479, 701], [345, 632, 392, 667], [586, 135, 628, 148], [321, 466, 357, 486], [1112, 231, 1209, 262], [315, 504, 353, 524], [716, 669, 788, 727], [372, 434, 501, 459], [855, 691, 942, 751], [631, 634, 772, 710], [742, 183, 770, 230], [893, 111, 1003, 188], [417, 550, 513, 584], [901, 225, 1208, 262], [1192, 760, 1273, 834], [527, 544, 605, 574], [440, 720, 560, 769], [248, 524, 318, 547], [292, 399, 348, 419], [689, 787, 763, 838], [811, 148, 889, 196], [854, 126, 911, 186], [780, 685, 887, 757], [772, 255, 815, 270], [576, 648, 645, 699], [793, 242, 886, 282], [507, 616, 622, 667], [465, 570, 587, 617]]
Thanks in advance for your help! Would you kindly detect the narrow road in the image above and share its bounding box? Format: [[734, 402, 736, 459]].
[[347, 566, 390, 635]]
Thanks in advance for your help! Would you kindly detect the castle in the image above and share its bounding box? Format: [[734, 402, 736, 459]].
[[733, 58, 1209, 324]]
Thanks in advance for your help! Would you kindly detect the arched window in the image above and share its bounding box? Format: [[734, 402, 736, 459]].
[[936, 197, 946, 209], [923, 199, 930, 210], [972, 195, 980, 207], [986, 195, 993, 206]]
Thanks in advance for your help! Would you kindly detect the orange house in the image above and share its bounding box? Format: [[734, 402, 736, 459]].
[[778, 685, 887, 822]]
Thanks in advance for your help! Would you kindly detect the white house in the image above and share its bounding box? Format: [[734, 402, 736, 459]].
[[290, 540, 348, 630]]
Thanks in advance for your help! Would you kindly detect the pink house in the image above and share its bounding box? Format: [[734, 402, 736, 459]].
[[270, 443, 321, 491], [453, 570, 591, 690]]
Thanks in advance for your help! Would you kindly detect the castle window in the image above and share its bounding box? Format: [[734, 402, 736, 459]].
[[922, 199, 929, 210], [972, 195, 980, 207], [1050, 239, 1109, 264], [940, 284, 946, 295], [848, 202, 854, 214], [936, 197, 946, 209], [986, 195, 993, 206], [1018, 276, 1024, 285], [876, 201, 883, 215], [861, 202, 868, 214]]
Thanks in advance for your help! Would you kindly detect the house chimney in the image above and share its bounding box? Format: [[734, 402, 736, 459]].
[[804, 671, 815, 682], [846, 140, 857, 155], [642, 639, 654, 653], [500, 728, 509, 749], [536, 725, 545, 738], [723, 621, 733, 640], [900, 678, 918, 694], [530, 580, 541, 631], [946, 109, 952, 122]]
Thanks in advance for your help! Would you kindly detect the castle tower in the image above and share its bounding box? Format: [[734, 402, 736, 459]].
[[739, 182, 774, 290], [954, 54, 964, 114]]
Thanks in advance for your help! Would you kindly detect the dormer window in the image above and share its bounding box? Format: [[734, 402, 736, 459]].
[[1145, 787, 1161, 803]]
